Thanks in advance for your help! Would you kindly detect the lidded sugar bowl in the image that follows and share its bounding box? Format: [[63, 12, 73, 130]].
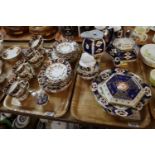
[[106, 38, 139, 66]]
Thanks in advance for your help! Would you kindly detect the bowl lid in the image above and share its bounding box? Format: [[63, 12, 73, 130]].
[[113, 38, 135, 51]]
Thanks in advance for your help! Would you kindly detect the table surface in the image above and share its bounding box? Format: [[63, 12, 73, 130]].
[[1, 39, 155, 129]]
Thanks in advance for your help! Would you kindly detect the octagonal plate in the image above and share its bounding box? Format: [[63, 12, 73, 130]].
[[92, 68, 151, 117], [97, 73, 145, 108]]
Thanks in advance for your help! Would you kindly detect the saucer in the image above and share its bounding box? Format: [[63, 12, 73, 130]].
[[2, 46, 21, 61], [140, 44, 155, 68], [92, 68, 151, 117]]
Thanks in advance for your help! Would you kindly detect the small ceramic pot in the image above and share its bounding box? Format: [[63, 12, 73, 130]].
[[77, 52, 99, 80]]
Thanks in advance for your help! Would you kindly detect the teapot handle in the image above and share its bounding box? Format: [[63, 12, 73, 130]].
[[106, 27, 115, 46]]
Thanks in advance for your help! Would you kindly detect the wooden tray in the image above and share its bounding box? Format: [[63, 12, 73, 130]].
[[0, 28, 56, 42], [0, 44, 77, 118], [71, 52, 151, 128], [123, 26, 155, 45], [139, 60, 155, 119]]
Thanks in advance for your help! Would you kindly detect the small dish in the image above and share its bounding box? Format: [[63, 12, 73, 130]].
[[1, 46, 21, 61], [92, 68, 151, 117]]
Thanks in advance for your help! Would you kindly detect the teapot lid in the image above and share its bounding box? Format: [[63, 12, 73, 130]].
[[80, 29, 104, 39]]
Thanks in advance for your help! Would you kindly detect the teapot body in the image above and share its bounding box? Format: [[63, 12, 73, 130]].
[[82, 38, 106, 56]]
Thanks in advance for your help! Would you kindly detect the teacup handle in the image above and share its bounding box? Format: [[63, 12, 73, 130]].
[[139, 33, 148, 42], [19, 80, 29, 89]]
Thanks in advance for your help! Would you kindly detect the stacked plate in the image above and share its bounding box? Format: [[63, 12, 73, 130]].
[[92, 68, 151, 118], [38, 58, 72, 93], [140, 44, 155, 68], [55, 40, 80, 63]]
